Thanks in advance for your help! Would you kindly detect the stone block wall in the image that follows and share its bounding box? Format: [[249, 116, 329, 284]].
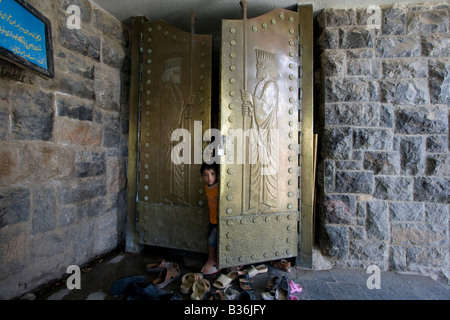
[[0, 0, 130, 299], [316, 2, 449, 281]]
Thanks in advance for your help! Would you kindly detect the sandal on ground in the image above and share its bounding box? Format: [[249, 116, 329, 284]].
[[289, 280, 302, 293], [180, 272, 203, 294], [213, 271, 238, 289], [152, 262, 180, 289], [261, 276, 281, 300], [191, 279, 210, 300], [275, 276, 290, 300], [238, 274, 254, 292], [270, 259, 291, 272], [239, 264, 268, 278], [265, 276, 281, 292], [145, 258, 167, 274]]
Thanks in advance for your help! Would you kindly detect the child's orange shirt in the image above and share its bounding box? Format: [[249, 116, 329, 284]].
[[205, 183, 218, 224]]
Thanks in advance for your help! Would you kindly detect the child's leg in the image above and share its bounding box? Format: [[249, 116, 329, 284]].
[[201, 245, 216, 273], [201, 224, 217, 273]]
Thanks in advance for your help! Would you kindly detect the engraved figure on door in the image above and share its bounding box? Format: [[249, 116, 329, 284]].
[[240, 48, 279, 213], [158, 57, 190, 205]]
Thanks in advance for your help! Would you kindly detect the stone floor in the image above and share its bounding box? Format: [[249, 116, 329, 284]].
[[32, 246, 450, 301]]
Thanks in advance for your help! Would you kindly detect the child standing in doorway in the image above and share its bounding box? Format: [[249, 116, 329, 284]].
[[200, 162, 219, 275]]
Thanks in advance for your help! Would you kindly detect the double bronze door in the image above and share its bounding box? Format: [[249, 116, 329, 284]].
[[129, 5, 312, 269]]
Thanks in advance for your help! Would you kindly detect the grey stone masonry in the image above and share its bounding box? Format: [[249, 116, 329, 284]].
[[316, 2, 449, 283], [0, 0, 130, 299]]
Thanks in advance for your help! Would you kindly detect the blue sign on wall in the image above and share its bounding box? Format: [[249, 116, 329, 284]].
[[0, 0, 54, 77]]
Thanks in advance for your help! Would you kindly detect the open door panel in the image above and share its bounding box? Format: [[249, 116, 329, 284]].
[[136, 19, 212, 253]]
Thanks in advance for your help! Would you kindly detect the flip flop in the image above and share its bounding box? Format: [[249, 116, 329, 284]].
[[190, 279, 210, 300], [152, 262, 180, 289], [180, 272, 203, 294], [213, 271, 238, 289], [145, 258, 167, 274], [289, 280, 302, 293]]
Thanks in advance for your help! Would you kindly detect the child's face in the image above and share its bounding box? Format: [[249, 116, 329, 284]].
[[202, 168, 217, 187]]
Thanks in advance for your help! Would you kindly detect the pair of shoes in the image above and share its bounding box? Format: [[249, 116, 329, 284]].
[[270, 259, 291, 272], [238, 273, 254, 292], [145, 258, 167, 274], [238, 264, 268, 278], [213, 270, 238, 289], [261, 276, 290, 300], [180, 272, 203, 294], [152, 262, 180, 289], [191, 279, 210, 300]]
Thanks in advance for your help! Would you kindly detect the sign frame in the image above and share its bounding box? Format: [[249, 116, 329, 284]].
[[0, 0, 54, 78]]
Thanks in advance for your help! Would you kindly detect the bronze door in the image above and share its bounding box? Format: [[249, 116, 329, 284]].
[[135, 19, 212, 253], [217, 7, 301, 268]]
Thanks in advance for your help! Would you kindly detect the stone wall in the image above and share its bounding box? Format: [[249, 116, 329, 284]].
[[0, 0, 130, 299], [316, 1, 449, 281]]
